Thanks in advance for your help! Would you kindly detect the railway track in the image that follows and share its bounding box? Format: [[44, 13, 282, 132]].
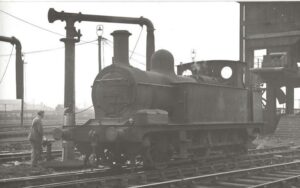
[[1, 147, 300, 188], [0, 150, 62, 163], [130, 161, 300, 188], [247, 145, 291, 155], [0, 145, 293, 163]]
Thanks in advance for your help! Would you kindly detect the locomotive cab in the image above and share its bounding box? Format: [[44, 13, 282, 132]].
[[177, 60, 246, 88]]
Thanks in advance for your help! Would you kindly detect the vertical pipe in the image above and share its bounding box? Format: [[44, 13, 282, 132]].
[[15, 43, 23, 100], [0, 36, 24, 105], [60, 37, 76, 125], [16, 45, 24, 126], [146, 29, 155, 71], [13, 38, 24, 126], [60, 20, 78, 161], [98, 36, 102, 72], [21, 99, 24, 126]]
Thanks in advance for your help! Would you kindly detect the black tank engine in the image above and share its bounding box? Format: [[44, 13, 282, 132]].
[[54, 30, 263, 168]]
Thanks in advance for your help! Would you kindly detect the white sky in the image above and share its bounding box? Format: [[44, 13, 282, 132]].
[[0, 1, 247, 108]]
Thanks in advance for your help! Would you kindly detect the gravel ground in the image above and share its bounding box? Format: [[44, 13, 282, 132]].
[[0, 140, 84, 179], [0, 140, 62, 154], [0, 133, 297, 179], [253, 134, 299, 149], [0, 142, 29, 153], [0, 161, 55, 179]]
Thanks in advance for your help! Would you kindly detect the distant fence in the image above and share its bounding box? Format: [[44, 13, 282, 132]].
[[0, 110, 94, 126], [276, 108, 300, 115]]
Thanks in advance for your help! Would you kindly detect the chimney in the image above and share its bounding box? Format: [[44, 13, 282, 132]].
[[111, 30, 131, 65]]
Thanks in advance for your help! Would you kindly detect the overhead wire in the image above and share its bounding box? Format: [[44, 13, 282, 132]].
[[0, 45, 14, 84], [0, 9, 98, 45], [0, 39, 98, 56], [130, 56, 146, 66], [75, 105, 93, 114], [130, 26, 143, 59], [22, 46, 64, 55], [24, 39, 98, 55], [104, 39, 145, 66], [105, 39, 145, 58], [1, 9, 146, 60], [0, 9, 98, 57], [0, 9, 64, 37], [0, 10, 146, 66]]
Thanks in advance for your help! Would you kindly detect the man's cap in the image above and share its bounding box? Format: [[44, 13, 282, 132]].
[[37, 110, 45, 116]]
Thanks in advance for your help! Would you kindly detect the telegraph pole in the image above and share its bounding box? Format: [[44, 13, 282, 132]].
[[4, 104, 7, 124]]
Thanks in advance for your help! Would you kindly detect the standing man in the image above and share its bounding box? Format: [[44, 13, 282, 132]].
[[28, 110, 44, 167]]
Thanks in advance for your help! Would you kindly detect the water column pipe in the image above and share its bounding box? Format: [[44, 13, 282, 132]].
[[0, 36, 24, 126]]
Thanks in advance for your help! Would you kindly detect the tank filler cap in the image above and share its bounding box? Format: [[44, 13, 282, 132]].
[[151, 49, 175, 74]]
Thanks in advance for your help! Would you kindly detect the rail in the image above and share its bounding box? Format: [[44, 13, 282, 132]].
[[0, 150, 61, 163], [2, 147, 300, 188], [130, 161, 300, 188]]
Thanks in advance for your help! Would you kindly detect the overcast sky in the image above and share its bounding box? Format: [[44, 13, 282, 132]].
[[0, 1, 242, 108]]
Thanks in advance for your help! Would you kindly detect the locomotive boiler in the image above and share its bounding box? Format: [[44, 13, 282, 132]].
[[53, 29, 263, 168]]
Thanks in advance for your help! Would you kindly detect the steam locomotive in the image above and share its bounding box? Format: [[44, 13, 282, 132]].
[[53, 29, 263, 168]]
